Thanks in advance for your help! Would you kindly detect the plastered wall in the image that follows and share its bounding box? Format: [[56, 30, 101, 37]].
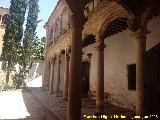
[[82, 16, 160, 110]]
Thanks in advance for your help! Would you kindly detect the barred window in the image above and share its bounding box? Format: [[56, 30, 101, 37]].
[[127, 64, 136, 90]]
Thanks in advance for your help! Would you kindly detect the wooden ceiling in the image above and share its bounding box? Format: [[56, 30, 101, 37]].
[[82, 34, 95, 48], [104, 17, 128, 38]]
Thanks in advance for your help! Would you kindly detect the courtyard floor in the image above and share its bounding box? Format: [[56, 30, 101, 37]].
[[28, 87, 135, 120], [0, 76, 135, 120], [0, 87, 135, 120], [0, 89, 59, 120]]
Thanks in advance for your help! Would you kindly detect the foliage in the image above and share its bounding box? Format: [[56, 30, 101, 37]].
[[0, 81, 15, 92], [33, 37, 45, 60], [0, 0, 44, 89], [1, 0, 28, 83], [12, 72, 24, 89], [17, 0, 40, 87]]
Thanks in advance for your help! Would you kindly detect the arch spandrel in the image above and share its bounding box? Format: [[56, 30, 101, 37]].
[[98, 9, 130, 39], [83, 1, 131, 41]]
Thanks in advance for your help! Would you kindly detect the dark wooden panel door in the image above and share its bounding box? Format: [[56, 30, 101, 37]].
[[82, 61, 90, 94], [145, 43, 160, 114]]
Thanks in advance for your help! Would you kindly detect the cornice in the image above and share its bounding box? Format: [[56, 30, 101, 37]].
[[45, 0, 67, 27]]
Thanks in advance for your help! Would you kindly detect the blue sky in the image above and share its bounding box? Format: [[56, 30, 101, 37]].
[[0, 0, 58, 38]]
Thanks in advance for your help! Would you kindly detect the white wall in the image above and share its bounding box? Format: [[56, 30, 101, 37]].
[[26, 60, 44, 87], [82, 16, 160, 110]]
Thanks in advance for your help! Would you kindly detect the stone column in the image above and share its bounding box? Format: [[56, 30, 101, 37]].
[[48, 59, 55, 94], [134, 27, 149, 115], [67, 14, 84, 120], [43, 60, 50, 89], [42, 25, 50, 88], [63, 50, 70, 100], [55, 54, 61, 93], [96, 37, 106, 113]]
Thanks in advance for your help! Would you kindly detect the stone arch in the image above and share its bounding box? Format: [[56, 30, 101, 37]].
[[99, 10, 130, 39], [110, 0, 134, 17]]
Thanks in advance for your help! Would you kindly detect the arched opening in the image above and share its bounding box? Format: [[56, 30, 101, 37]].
[[2, 14, 9, 25], [82, 34, 95, 95], [102, 17, 128, 39], [99, 17, 138, 109]]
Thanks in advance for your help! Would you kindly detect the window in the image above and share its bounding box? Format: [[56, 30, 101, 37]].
[[2, 14, 9, 25], [127, 64, 136, 90]]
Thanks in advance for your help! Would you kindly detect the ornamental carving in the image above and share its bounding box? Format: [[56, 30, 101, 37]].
[[128, 18, 140, 32]]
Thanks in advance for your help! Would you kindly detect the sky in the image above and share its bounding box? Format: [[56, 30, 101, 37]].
[[0, 0, 58, 38]]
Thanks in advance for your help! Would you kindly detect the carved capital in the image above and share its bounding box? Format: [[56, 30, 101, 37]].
[[50, 58, 56, 65], [87, 53, 92, 58], [68, 46, 71, 53], [96, 41, 106, 52], [58, 59, 61, 64], [131, 27, 150, 40], [128, 18, 141, 32], [70, 14, 86, 29], [65, 53, 70, 61], [57, 54, 61, 64], [95, 36, 106, 51]]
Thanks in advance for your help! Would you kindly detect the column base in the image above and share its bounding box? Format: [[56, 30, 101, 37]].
[[62, 96, 68, 102], [96, 104, 104, 113], [54, 93, 60, 97], [48, 91, 53, 94]]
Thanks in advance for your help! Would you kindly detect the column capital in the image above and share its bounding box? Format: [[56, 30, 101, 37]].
[[131, 27, 150, 40], [87, 53, 92, 58], [65, 52, 70, 61], [50, 58, 56, 65], [128, 18, 141, 32], [57, 54, 61, 64], [70, 14, 86, 29], [95, 36, 106, 52]]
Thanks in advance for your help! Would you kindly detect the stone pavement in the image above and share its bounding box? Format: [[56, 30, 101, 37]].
[[0, 89, 59, 120], [28, 87, 135, 120]]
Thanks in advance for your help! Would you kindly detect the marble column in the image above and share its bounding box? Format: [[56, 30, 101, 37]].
[[48, 59, 55, 94], [134, 27, 149, 115], [96, 37, 106, 113], [63, 50, 70, 100], [55, 54, 61, 93], [67, 14, 84, 120]]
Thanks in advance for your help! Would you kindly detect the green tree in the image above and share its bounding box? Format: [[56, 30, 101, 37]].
[[1, 0, 27, 84], [17, 0, 40, 87], [33, 37, 45, 60]]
